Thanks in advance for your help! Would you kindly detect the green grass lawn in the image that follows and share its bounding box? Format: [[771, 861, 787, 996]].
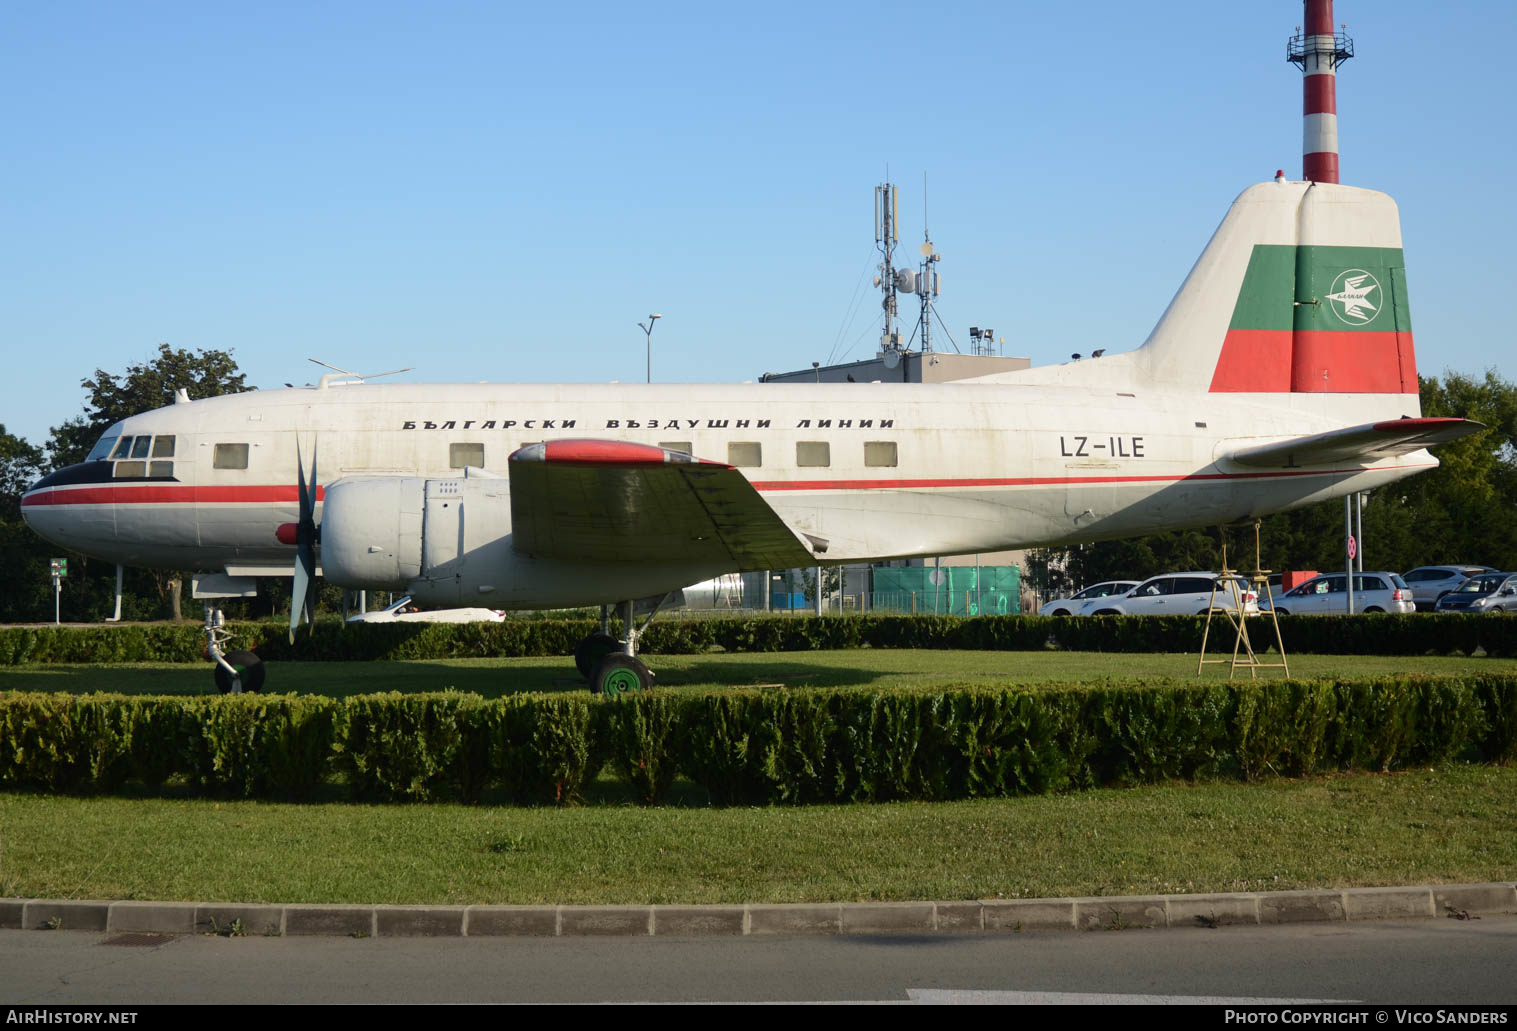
[[1, 764, 1512, 905], [2, 649, 1514, 698], [4, 650, 1514, 906]]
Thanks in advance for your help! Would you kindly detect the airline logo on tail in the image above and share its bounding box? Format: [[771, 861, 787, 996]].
[[1326, 269, 1382, 325]]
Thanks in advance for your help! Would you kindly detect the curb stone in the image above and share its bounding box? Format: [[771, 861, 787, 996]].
[[5, 884, 1511, 938]]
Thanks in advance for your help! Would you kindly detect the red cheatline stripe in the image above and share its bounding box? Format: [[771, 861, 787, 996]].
[[21, 484, 325, 507], [1303, 151, 1339, 184], [749, 463, 1433, 492], [23, 466, 1437, 508], [1303, 75, 1337, 115]]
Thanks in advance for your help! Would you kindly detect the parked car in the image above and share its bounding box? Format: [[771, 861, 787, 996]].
[[1076, 572, 1257, 616], [346, 596, 508, 623], [1260, 572, 1414, 615], [1434, 572, 1517, 614], [1038, 580, 1139, 617], [1400, 565, 1497, 611]]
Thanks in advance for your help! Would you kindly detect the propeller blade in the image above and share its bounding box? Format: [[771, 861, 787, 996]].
[[290, 437, 320, 643]]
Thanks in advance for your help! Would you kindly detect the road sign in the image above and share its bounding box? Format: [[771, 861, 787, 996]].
[[1346, 536, 1357, 561], [50, 558, 68, 578]]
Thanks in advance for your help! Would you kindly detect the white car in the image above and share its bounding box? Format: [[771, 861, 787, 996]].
[[1039, 581, 1139, 617], [346, 596, 508, 624], [1076, 572, 1257, 616], [1260, 572, 1414, 615]]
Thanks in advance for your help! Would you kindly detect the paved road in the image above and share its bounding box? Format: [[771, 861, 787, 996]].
[[3, 917, 1515, 1005]]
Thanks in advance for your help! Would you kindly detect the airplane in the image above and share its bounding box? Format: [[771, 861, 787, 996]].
[[21, 175, 1480, 693]]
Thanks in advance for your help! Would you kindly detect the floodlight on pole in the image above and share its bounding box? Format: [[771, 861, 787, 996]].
[[638, 313, 662, 383]]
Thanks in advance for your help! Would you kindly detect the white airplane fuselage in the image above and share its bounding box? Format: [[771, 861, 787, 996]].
[[20, 377, 1429, 608], [21, 180, 1446, 608]]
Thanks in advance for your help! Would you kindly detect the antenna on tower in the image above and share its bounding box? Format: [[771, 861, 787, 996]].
[[914, 172, 942, 354], [874, 180, 902, 356]]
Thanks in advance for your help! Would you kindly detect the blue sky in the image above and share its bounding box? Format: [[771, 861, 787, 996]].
[[4, 1, 1515, 449]]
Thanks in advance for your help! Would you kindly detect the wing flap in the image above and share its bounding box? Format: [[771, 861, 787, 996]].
[[507, 440, 816, 569], [1224, 417, 1484, 469]]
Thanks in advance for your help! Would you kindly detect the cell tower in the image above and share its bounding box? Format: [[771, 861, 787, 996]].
[[914, 173, 941, 354], [874, 181, 902, 357], [1287, 0, 1354, 183]]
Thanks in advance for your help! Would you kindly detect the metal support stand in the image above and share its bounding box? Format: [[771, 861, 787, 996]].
[[106, 564, 123, 622], [1197, 527, 1290, 680]]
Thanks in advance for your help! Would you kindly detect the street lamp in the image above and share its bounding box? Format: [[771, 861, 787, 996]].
[[638, 313, 662, 383]]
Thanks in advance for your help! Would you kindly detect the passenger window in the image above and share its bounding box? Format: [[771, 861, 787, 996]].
[[659, 441, 693, 455], [151, 436, 175, 458], [130, 436, 152, 459], [728, 442, 762, 468], [213, 443, 249, 470], [864, 441, 898, 467], [449, 443, 484, 469], [796, 441, 830, 468], [1137, 581, 1166, 597]]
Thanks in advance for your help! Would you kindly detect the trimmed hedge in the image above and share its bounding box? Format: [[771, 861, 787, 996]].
[[5, 613, 1517, 665], [2, 674, 1512, 804]]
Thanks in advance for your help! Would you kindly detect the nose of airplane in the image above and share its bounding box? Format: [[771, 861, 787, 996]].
[[19, 462, 117, 553]]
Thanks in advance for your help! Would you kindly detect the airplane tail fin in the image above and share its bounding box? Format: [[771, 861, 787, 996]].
[[1135, 179, 1418, 400]]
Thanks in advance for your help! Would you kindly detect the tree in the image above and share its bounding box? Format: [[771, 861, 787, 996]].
[[42, 344, 251, 619], [0, 426, 55, 621]]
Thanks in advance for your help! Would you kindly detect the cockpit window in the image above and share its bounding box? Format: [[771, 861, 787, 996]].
[[151, 436, 175, 458], [129, 437, 152, 459], [110, 437, 135, 460], [88, 436, 120, 462]]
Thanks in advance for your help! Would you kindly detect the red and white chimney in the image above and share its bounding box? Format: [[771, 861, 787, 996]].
[[1289, 0, 1354, 183]]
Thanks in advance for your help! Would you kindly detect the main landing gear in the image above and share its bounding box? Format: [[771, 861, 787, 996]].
[[575, 597, 670, 696]]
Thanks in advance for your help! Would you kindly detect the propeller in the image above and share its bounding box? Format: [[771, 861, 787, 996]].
[[290, 437, 319, 643]]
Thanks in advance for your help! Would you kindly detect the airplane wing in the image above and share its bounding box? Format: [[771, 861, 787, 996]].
[[1223, 417, 1484, 469], [507, 439, 818, 569]]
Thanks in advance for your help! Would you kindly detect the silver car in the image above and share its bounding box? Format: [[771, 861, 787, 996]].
[[1261, 572, 1414, 615], [1039, 580, 1139, 617], [1434, 572, 1517, 614], [1401, 565, 1496, 611]]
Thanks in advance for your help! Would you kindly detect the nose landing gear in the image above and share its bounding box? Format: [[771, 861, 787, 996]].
[[205, 608, 264, 694]]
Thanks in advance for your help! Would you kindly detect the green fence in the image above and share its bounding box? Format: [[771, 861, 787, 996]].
[[871, 566, 1021, 616]]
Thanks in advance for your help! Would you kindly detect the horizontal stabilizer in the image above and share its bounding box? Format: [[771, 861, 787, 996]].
[[507, 440, 816, 569], [1224, 417, 1484, 469]]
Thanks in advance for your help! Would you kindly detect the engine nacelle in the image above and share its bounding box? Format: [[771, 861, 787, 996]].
[[321, 476, 512, 601], [321, 474, 734, 608]]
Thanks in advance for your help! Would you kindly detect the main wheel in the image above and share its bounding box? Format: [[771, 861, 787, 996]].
[[213, 650, 265, 694], [1273, 608, 1290, 616], [1364, 606, 1384, 614], [592, 654, 653, 697], [574, 632, 619, 680], [1050, 608, 1071, 617]]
